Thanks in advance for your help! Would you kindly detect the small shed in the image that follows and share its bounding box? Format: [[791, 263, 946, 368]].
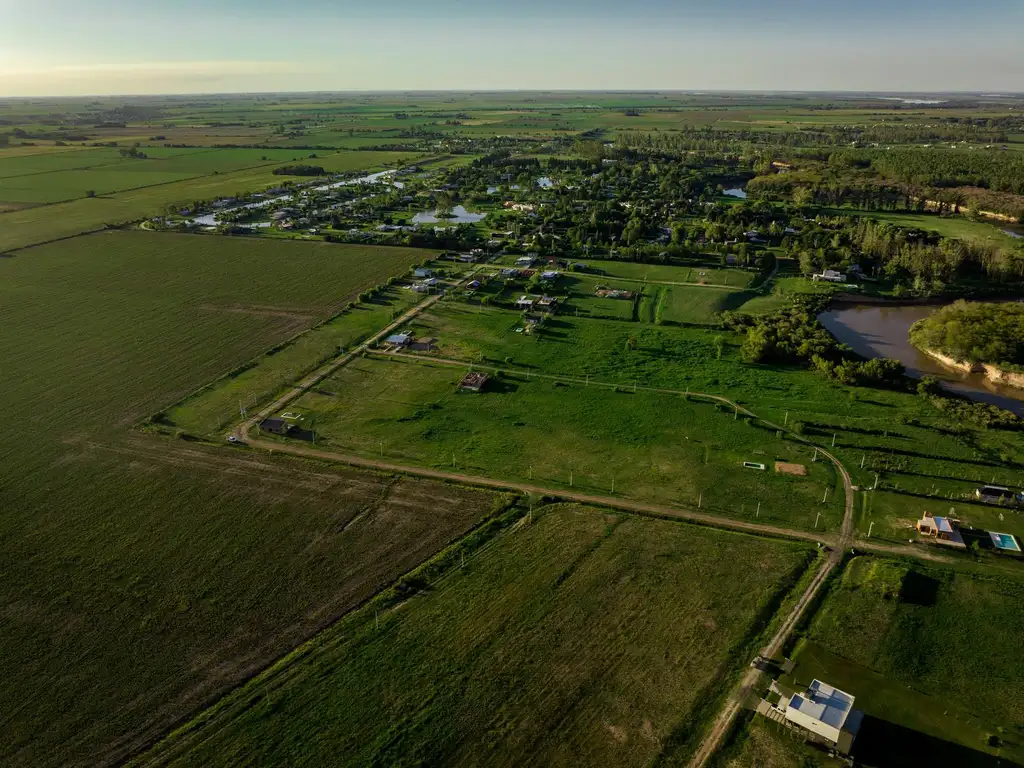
[[260, 417, 291, 435], [459, 372, 489, 392]]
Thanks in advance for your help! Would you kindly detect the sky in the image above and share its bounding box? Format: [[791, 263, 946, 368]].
[[1, 0, 1022, 96]]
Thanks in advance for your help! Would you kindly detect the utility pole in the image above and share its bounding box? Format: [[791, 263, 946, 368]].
[[812, 447, 818, 462], [861, 454, 866, 469], [784, 412, 788, 427], [756, 501, 761, 518], [814, 511, 822, 529], [832, 433, 837, 448], [822, 488, 829, 504], [868, 521, 875, 538], [698, 492, 703, 509], [611, 477, 615, 494], [380, 440, 384, 457]]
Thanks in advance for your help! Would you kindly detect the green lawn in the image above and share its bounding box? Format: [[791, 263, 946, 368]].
[[660, 285, 756, 324], [136, 504, 815, 768]]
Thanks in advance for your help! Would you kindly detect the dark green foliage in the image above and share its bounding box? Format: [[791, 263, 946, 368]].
[[910, 300, 1024, 367]]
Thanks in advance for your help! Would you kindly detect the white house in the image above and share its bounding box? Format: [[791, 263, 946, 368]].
[[812, 269, 847, 283], [782, 680, 862, 752]]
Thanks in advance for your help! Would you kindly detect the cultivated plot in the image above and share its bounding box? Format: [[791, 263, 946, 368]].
[[137, 504, 815, 768]]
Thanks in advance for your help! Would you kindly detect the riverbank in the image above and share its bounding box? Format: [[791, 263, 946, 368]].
[[916, 345, 1024, 391]]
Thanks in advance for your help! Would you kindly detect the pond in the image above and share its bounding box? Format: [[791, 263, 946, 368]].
[[723, 187, 747, 199], [819, 303, 1024, 415], [411, 205, 487, 225]]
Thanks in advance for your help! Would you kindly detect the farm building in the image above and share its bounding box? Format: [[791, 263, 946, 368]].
[[459, 372, 489, 392], [975, 485, 1023, 505], [515, 256, 536, 267], [384, 333, 412, 348], [413, 267, 434, 278], [259, 417, 292, 436], [781, 680, 863, 754], [467, 280, 482, 290], [536, 296, 558, 311], [916, 512, 966, 549], [539, 270, 560, 281], [515, 295, 536, 309]]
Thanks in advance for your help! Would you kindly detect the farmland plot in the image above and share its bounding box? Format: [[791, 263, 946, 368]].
[[137, 505, 815, 768]]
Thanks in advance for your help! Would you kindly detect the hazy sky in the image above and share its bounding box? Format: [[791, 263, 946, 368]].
[[1, 0, 1022, 96]]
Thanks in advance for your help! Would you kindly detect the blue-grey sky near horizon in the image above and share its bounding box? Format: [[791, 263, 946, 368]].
[[1, 0, 1022, 96]]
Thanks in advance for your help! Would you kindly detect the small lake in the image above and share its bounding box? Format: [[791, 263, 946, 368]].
[[723, 187, 747, 199], [819, 303, 1024, 414], [411, 205, 487, 225]]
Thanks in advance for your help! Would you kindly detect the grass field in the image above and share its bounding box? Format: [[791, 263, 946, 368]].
[[137, 504, 815, 767], [558, 258, 757, 287], [275, 354, 843, 529], [0, 151, 419, 252], [165, 286, 427, 437], [786, 557, 1024, 765], [0, 231, 455, 766], [659, 285, 755, 324], [824, 207, 1019, 243]]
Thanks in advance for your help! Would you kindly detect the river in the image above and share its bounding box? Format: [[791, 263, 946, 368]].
[[819, 303, 1024, 415]]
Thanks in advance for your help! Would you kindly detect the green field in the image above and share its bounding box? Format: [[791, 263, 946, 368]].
[[274, 354, 843, 530], [0, 150, 419, 251], [137, 504, 815, 767], [785, 557, 1024, 765], [659, 285, 756, 324], [0, 230, 461, 767], [164, 286, 427, 437], [563, 258, 757, 287]]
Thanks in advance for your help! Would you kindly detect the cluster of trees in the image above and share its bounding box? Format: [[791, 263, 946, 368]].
[[727, 307, 905, 387], [749, 153, 1024, 220], [909, 301, 1024, 367], [788, 217, 1024, 287], [831, 149, 1024, 195], [272, 165, 326, 176], [916, 377, 1019, 429]]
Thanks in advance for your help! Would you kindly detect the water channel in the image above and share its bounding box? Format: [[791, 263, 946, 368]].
[[819, 303, 1024, 414]]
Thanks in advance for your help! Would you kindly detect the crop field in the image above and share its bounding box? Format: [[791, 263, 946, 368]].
[[0, 148, 408, 204], [137, 504, 816, 768], [3, 440, 498, 768], [785, 557, 1024, 765], [273, 354, 843, 529], [0, 230, 457, 766], [0, 151, 417, 251]]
